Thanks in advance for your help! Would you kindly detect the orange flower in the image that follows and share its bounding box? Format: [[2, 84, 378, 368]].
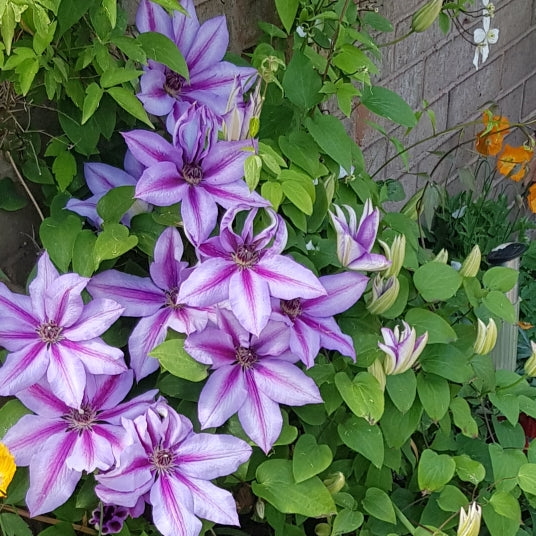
[[528, 183, 536, 214], [0, 443, 16, 499], [497, 144, 534, 181], [475, 112, 510, 156]]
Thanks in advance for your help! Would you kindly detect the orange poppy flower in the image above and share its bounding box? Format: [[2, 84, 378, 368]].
[[0, 442, 16, 498], [475, 113, 510, 156], [497, 144, 534, 182], [528, 183, 536, 214]]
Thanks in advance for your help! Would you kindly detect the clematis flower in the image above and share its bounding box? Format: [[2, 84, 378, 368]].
[[367, 275, 400, 315], [178, 205, 326, 336], [0, 443, 16, 499], [65, 154, 149, 228], [184, 309, 323, 453], [378, 321, 428, 375], [136, 0, 257, 126], [0, 252, 126, 408], [473, 12, 499, 69], [95, 401, 252, 536], [89, 504, 129, 535], [496, 144, 534, 181], [87, 227, 208, 380], [222, 78, 263, 141], [125, 104, 264, 245], [270, 272, 368, 368], [475, 112, 510, 156], [329, 201, 390, 272], [2, 371, 157, 516]]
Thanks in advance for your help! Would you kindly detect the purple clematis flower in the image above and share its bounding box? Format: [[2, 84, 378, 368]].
[[329, 200, 390, 271], [136, 0, 257, 125], [271, 272, 369, 368], [184, 309, 323, 453], [124, 104, 264, 245], [65, 153, 149, 228], [87, 227, 208, 380], [178, 205, 326, 336], [89, 504, 129, 535], [2, 371, 157, 516], [0, 252, 126, 408], [95, 401, 252, 536]]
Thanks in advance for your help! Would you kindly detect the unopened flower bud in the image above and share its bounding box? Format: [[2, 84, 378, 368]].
[[473, 318, 498, 355], [255, 499, 265, 520], [433, 248, 449, 264], [380, 234, 406, 278], [323, 472, 345, 495], [457, 502, 481, 536], [411, 0, 443, 33], [367, 275, 400, 315], [525, 341, 536, 377], [460, 245, 481, 278], [379, 322, 428, 375], [368, 358, 386, 391], [315, 523, 331, 536]]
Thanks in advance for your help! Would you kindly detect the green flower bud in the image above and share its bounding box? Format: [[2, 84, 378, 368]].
[[380, 234, 406, 278], [315, 523, 331, 536], [473, 318, 498, 355], [368, 358, 386, 391], [457, 502, 481, 536], [433, 248, 449, 264], [323, 472, 345, 495], [460, 245, 481, 278], [411, 0, 443, 33], [367, 275, 400, 315], [524, 341, 536, 377]]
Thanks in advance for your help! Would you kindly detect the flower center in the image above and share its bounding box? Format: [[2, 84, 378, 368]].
[[150, 447, 176, 474], [165, 287, 184, 310], [36, 320, 64, 344], [235, 346, 258, 369], [65, 404, 97, 433], [182, 163, 203, 186], [280, 298, 302, 320], [164, 69, 185, 98], [232, 245, 260, 270]]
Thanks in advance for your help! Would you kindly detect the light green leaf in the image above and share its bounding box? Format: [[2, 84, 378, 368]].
[[81, 83, 104, 124], [282, 180, 313, 215], [244, 154, 262, 191], [150, 339, 208, 382], [418, 449, 456, 493], [137, 31, 189, 80], [102, 0, 117, 28], [489, 443, 526, 492], [413, 262, 462, 302], [282, 51, 322, 110], [405, 308, 457, 344], [18, 58, 39, 96], [483, 267, 518, 292], [253, 459, 336, 517], [111, 36, 147, 63], [437, 485, 469, 512], [482, 503, 520, 536], [275, 0, 298, 33], [338, 415, 384, 468], [483, 290, 516, 323], [96, 186, 135, 223], [94, 223, 138, 264], [292, 434, 333, 483], [386, 369, 416, 413], [52, 151, 77, 191], [335, 371, 384, 424], [518, 463, 536, 494], [72, 230, 97, 277], [332, 44, 378, 76], [106, 87, 153, 127], [489, 491, 521, 521], [417, 373, 450, 421], [450, 397, 478, 438], [361, 85, 417, 127], [362, 488, 396, 524], [453, 455, 486, 485], [261, 181, 284, 211], [332, 509, 364, 535], [100, 68, 143, 89]]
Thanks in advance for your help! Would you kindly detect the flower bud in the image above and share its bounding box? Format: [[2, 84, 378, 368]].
[[411, 0, 443, 33], [460, 245, 481, 278], [255, 499, 265, 520], [323, 472, 345, 495], [315, 523, 331, 536], [525, 341, 536, 377], [0, 443, 16, 499], [473, 318, 498, 355], [433, 248, 449, 264], [379, 322, 428, 375], [457, 502, 481, 536], [367, 275, 400, 315], [380, 234, 406, 278], [368, 358, 386, 391]]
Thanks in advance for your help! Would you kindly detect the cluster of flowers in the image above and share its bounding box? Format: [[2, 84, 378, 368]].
[[0, 1, 428, 535], [475, 111, 536, 211], [473, 0, 499, 69]]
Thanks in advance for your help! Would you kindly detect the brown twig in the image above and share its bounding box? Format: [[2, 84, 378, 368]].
[[5, 150, 45, 222]]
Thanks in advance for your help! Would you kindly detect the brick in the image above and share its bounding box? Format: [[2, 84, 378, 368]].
[[379, 0, 423, 25], [497, 83, 524, 122], [500, 28, 536, 91], [522, 71, 536, 119], [494, 0, 533, 48]]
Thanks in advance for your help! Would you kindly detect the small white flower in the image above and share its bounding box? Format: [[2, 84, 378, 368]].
[[483, 0, 495, 17], [473, 14, 499, 69], [296, 26, 306, 38]]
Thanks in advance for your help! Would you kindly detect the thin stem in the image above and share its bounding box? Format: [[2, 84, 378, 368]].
[[5, 151, 45, 222], [321, 0, 351, 81]]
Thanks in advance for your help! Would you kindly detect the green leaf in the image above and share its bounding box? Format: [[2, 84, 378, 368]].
[[151, 0, 187, 13], [489, 491, 521, 521], [0, 399, 31, 439], [483, 290, 516, 323], [282, 180, 313, 215], [40, 214, 83, 272], [420, 344, 473, 383], [305, 113, 354, 174], [97, 186, 135, 223], [413, 262, 462, 302], [489, 443, 526, 492], [450, 397, 478, 438], [279, 131, 321, 177], [338, 415, 384, 468], [100, 68, 143, 88], [150, 339, 208, 382], [57, 0, 92, 35], [332, 509, 364, 535], [518, 463, 536, 494], [94, 223, 138, 265], [129, 213, 166, 256], [405, 308, 457, 344], [453, 455, 486, 485], [335, 371, 384, 424], [488, 391, 519, 425], [106, 87, 153, 128], [292, 434, 333, 483], [417, 373, 450, 421], [482, 503, 519, 536], [22, 158, 54, 184], [275, 0, 298, 33], [111, 36, 147, 63], [361, 85, 417, 127], [58, 101, 101, 156], [37, 522, 76, 536], [0, 177, 27, 210], [102, 0, 117, 28], [483, 267, 518, 292], [261, 181, 284, 211], [72, 230, 97, 277], [332, 44, 378, 76], [0, 514, 32, 536], [386, 369, 416, 413], [52, 151, 77, 191], [362, 488, 396, 524], [81, 83, 104, 124], [418, 449, 456, 493], [258, 21, 287, 38], [137, 31, 189, 80], [282, 51, 322, 110], [437, 485, 469, 512], [18, 58, 39, 96], [244, 154, 262, 191], [1, 5, 16, 55], [380, 398, 422, 448], [253, 459, 336, 517]]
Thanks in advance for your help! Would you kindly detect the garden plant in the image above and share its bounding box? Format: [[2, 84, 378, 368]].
[[1, 0, 536, 536]]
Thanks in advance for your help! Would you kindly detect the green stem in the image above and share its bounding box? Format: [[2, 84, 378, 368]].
[[393, 504, 417, 535]]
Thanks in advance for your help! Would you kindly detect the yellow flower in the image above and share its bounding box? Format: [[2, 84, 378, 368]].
[[457, 502, 481, 536], [497, 144, 534, 182], [475, 112, 509, 156], [0, 442, 16, 499]]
